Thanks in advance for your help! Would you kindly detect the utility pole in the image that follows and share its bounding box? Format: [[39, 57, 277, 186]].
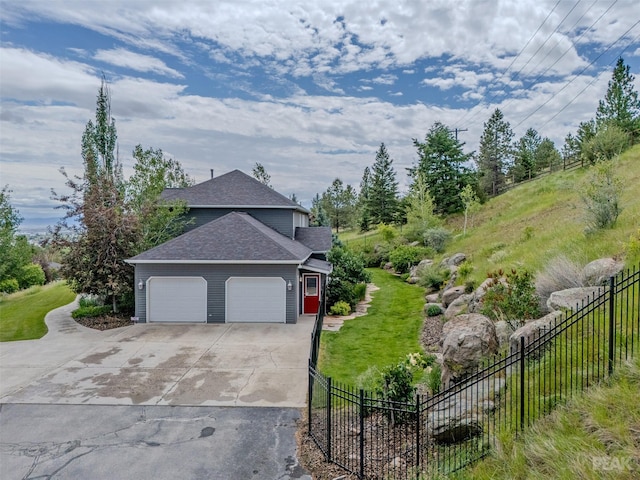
[[447, 127, 468, 141]]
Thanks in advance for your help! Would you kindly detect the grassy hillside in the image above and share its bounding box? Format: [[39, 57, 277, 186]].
[[445, 145, 640, 281], [343, 145, 640, 280]]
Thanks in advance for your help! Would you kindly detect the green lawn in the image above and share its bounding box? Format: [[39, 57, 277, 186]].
[[318, 268, 426, 385], [0, 281, 76, 342]]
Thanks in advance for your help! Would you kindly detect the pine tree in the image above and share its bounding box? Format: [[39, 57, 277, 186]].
[[512, 128, 541, 182], [358, 166, 372, 231], [411, 122, 473, 214], [477, 109, 514, 197], [366, 143, 399, 225], [596, 57, 640, 142]]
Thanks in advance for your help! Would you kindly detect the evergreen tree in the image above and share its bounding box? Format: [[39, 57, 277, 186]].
[[358, 166, 372, 231], [252, 162, 272, 187], [596, 57, 640, 142], [477, 109, 514, 197], [562, 133, 581, 167], [321, 178, 357, 232], [512, 128, 541, 182], [367, 143, 399, 224], [411, 122, 473, 214], [310, 193, 329, 227], [535, 138, 562, 172]]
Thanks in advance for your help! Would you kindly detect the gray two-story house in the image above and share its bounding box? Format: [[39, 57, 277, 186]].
[[127, 170, 332, 324]]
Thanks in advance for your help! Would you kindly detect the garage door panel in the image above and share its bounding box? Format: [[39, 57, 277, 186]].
[[148, 277, 207, 323], [226, 277, 285, 323]]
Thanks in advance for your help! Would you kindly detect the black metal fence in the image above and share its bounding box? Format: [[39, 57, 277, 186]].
[[308, 265, 640, 479]]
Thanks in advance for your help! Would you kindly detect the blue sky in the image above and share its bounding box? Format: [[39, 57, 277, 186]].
[[1, 0, 639, 232]]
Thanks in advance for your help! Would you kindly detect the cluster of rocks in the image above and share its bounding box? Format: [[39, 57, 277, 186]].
[[420, 255, 624, 444]]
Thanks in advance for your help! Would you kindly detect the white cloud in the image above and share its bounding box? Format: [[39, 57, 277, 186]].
[[93, 48, 184, 78]]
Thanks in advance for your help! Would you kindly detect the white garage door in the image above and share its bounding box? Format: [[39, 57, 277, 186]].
[[226, 277, 286, 323], [148, 277, 207, 323]]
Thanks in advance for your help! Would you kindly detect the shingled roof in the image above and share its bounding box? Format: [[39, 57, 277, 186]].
[[295, 227, 332, 253], [161, 169, 307, 211], [127, 212, 312, 263]]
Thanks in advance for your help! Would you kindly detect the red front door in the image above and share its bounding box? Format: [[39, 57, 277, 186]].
[[303, 274, 321, 314]]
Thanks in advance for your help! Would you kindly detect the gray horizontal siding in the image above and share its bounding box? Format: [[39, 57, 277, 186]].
[[187, 208, 295, 237], [134, 263, 299, 324]]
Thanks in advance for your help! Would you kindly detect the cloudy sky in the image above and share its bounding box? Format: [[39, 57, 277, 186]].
[[1, 0, 639, 232]]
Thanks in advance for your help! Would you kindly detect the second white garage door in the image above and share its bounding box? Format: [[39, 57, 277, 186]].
[[148, 277, 207, 323], [226, 277, 286, 323]]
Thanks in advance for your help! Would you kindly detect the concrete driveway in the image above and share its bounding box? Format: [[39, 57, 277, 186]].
[[0, 300, 315, 407], [0, 301, 315, 479]]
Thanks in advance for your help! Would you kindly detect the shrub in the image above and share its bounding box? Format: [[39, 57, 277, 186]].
[[535, 255, 586, 307], [425, 304, 442, 317], [326, 246, 371, 308], [389, 244, 430, 274], [0, 278, 19, 294], [481, 268, 540, 329], [417, 264, 450, 291], [72, 305, 112, 319], [581, 123, 629, 164], [580, 159, 623, 233], [17, 263, 46, 289], [457, 261, 474, 279], [377, 223, 397, 243], [424, 363, 442, 395], [329, 301, 351, 316], [464, 280, 477, 294], [423, 228, 451, 253], [352, 282, 367, 302]]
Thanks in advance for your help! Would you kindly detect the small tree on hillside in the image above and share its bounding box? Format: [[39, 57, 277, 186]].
[[512, 128, 541, 182], [596, 57, 640, 143], [460, 184, 480, 235], [411, 122, 473, 214], [321, 178, 357, 232], [580, 159, 624, 233], [477, 109, 514, 197], [366, 143, 399, 225]]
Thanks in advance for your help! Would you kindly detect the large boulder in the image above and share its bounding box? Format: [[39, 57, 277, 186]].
[[547, 287, 605, 311], [494, 320, 514, 350], [582, 258, 624, 285], [426, 377, 505, 444], [440, 253, 467, 268], [444, 294, 471, 320], [425, 292, 440, 303], [441, 314, 498, 387], [509, 310, 564, 353], [442, 286, 466, 308]]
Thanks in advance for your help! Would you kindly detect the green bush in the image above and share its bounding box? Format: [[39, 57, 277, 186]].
[[0, 278, 19, 294], [425, 304, 442, 317], [329, 301, 351, 316], [326, 245, 371, 308], [17, 263, 46, 289], [581, 123, 629, 164], [424, 363, 442, 395], [352, 282, 367, 301], [72, 305, 112, 319], [423, 228, 451, 253], [417, 264, 450, 291], [377, 223, 397, 243], [389, 244, 431, 274], [481, 268, 540, 328], [580, 159, 624, 233], [457, 261, 474, 279], [78, 295, 102, 308]]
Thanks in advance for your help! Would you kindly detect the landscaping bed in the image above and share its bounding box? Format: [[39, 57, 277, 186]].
[[74, 313, 132, 330]]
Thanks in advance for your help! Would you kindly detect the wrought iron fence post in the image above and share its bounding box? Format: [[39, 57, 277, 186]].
[[415, 393, 421, 476], [608, 275, 616, 376], [359, 389, 365, 479], [520, 336, 525, 432], [326, 377, 332, 463], [308, 360, 312, 436]]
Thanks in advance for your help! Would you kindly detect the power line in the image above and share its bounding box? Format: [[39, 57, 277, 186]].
[[513, 18, 640, 129], [537, 30, 640, 131], [453, 0, 562, 127]]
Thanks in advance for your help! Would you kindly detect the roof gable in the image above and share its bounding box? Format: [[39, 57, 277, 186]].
[[162, 169, 306, 211], [295, 227, 332, 253], [127, 212, 312, 263]]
